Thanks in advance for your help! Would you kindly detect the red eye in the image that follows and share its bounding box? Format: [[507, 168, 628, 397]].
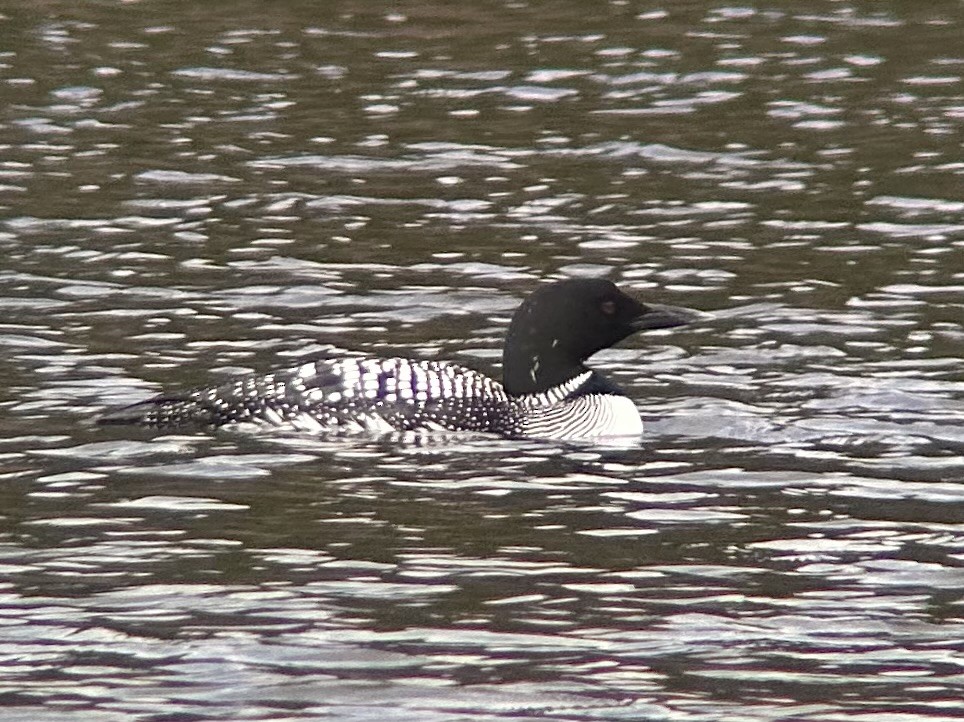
[[601, 300, 616, 315]]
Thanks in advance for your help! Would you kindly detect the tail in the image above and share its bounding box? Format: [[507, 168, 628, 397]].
[[97, 395, 214, 428], [98, 370, 296, 428]]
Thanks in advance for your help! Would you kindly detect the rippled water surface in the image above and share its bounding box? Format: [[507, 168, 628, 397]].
[[1, 2, 962, 720]]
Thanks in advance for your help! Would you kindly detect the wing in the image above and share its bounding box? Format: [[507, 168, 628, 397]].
[[98, 357, 513, 434]]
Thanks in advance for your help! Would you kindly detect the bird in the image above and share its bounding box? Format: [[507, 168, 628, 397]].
[[97, 278, 697, 440]]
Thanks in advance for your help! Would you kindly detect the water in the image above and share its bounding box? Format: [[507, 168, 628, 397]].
[[1, 1, 962, 720]]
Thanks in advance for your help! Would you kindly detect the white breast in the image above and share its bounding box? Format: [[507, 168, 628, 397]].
[[520, 394, 643, 440]]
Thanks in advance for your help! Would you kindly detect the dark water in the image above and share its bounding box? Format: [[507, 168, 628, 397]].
[[1, 2, 962, 720]]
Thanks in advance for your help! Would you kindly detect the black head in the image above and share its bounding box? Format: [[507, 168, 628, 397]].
[[502, 278, 695, 395]]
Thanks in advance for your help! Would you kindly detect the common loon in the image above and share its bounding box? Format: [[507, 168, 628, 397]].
[[98, 278, 697, 440]]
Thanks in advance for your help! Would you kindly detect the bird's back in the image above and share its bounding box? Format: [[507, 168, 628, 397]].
[[99, 356, 517, 434]]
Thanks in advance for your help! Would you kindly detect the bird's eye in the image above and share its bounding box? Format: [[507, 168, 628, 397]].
[[600, 300, 616, 315]]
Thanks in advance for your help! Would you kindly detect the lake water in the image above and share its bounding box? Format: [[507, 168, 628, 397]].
[[1, 2, 962, 720]]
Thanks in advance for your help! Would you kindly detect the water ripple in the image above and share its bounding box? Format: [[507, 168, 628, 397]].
[[1, 3, 961, 721]]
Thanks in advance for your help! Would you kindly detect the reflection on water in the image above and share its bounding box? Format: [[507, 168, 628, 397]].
[[1, 1, 962, 720]]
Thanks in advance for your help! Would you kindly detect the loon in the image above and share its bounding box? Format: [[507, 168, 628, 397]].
[[98, 278, 697, 440]]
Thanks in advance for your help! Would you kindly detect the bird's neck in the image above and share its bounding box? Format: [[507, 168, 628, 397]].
[[502, 332, 587, 396]]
